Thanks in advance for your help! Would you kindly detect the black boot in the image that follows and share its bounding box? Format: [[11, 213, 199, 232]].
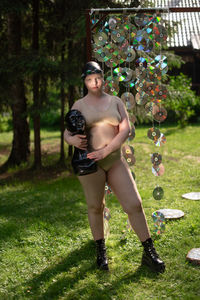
[[95, 239, 109, 271], [141, 238, 165, 273]]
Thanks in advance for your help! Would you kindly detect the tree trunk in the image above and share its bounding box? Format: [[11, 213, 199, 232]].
[[59, 44, 66, 163], [32, 0, 41, 169], [1, 12, 30, 171], [68, 84, 75, 158]]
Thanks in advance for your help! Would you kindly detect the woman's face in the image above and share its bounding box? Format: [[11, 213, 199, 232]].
[[84, 73, 103, 93]]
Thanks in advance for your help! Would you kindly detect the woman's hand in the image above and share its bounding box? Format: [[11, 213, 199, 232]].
[[70, 134, 88, 150], [87, 147, 109, 161]]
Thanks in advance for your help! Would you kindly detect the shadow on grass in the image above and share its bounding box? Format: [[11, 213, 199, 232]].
[[21, 240, 159, 300], [0, 176, 88, 244]]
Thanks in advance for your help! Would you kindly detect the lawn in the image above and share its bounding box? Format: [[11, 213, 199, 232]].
[[0, 124, 200, 299]]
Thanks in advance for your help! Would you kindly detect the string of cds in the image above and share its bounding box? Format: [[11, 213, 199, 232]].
[[90, 11, 168, 237]]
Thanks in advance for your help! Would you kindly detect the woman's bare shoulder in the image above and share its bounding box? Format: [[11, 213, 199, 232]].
[[71, 97, 86, 110]]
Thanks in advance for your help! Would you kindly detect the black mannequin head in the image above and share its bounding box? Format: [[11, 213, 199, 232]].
[[65, 109, 85, 134]]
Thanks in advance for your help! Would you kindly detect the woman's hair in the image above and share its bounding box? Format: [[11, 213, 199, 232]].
[[81, 61, 103, 80]]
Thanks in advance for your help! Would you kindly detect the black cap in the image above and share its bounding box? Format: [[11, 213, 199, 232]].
[[81, 61, 103, 79]]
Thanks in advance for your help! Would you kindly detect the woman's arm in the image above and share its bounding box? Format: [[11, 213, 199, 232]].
[[87, 99, 131, 161]]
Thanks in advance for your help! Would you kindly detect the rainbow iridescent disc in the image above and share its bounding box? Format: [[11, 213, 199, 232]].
[[111, 29, 126, 44], [135, 57, 148, 69], [104, 207, 111, 220], [93, 32, 108, 46], [135, 92, 149, 105], [121, 92, 135, 110], [125, 47, 136, 62], [153, 24, 168, 43], [153, 186, 164, 200], [134, 13, 152, 27], [153, 106, 167, 122], [147, 127, 161, 141], [135, 67, 147, 80], [151, 153, 162, 165], [152, 163, 165, 176], [94, 47, 110, 63], [104, 79, 119, 96], [128, 126, 136, 141], [154, 133, 166, 146]]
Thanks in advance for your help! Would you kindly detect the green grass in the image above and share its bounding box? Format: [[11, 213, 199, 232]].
[[0, 125, 200, 299]]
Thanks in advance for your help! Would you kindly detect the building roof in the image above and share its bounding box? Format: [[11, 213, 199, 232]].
[[150, 0, 200, 50]]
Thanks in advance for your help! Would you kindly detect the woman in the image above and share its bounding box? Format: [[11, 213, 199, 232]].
[[64, 61, 165, 273]]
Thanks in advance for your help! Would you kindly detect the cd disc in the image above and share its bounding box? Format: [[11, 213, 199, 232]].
[[153, 186, 164, 200], [135, 57, 148, 69], [93, 32, 108, 46], [135, 92, 148, 105], [119, 39, 129, 52], [146, 68, 162, 82], [111, 29, 126, 43], [108, 16, 121, 30], [121, 92, 135, 110], [135, 67, 147, 80], [105, 58, 118, 68], [154, 133, 166, 146], [153, 24, 167, 43], [151, 152, 162, 165], [147, 127, 161, 141], [154, 85, 168, 99], [113, 67, 133, 82], [94, 47, 110, 62], [104, 79, 119, 96], [122, 144, 134, 157], [134, 13, 152, 27], [125, 47, 136, 62], [152, 163, 165, 176], [153, 106, 167, 122], [128, 125, 136, 141], [126, 154, 136, 166]]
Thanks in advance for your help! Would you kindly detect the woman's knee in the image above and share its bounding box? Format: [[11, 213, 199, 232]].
[[87, 202, 105, 214], [122, 200, 143, 215]]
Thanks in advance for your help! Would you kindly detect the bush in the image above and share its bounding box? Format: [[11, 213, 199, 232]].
[[165, 73, 200, 127]]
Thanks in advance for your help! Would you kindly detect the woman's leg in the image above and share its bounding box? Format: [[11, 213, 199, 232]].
[[78, 167, 106, 241], [107, 158, 150, 242]]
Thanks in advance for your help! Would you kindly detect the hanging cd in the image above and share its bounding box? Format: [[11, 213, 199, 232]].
[[108, 16, 121, 30], [113, 67, 133, 82], [105, 42, 118, 56], [104, 79, 119, 96], [125, 47, 136, 62], [153, 24, 167, 43], [154, 133, 166, 146], [123, 79, 136, 88], [105, 58, 118, 68], [147, 127, 161, 141], [136, 68, 147, 80], [153, 186, 164, 200], [94, 47, 110, 63], [134, 13, 152, 27], [111, 29, 126, 43], [135, 57, 148, 69], [104, 207, 111, 221], [152, 163, 165, 176], [130, 24, 138, 41], [146, 68, 162, 82], [93, 32, 108, 46], [121, 92, 135, 110], [151, 153, 162, 166], [154, 85, 168, 99], [154, 55, 167, 70], [126, 154, 136, 166], [119, 39, 129, 52], [135, 92, 148, 105], [122, 144, 134, 157], [153, 106, 167, 122], [128, 126, 136, 141]]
